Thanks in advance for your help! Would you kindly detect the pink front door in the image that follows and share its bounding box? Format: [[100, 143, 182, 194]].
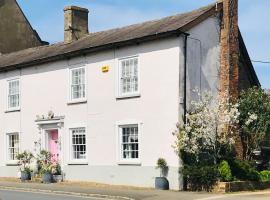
[[48, 130, 59, 162]]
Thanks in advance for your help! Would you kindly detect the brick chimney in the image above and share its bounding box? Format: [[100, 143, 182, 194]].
[[219, 0, 242, 158], [64, 6, 89, 43], [219, 0, 239, 100]]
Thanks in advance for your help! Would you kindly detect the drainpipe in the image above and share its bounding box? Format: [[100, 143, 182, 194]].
[[177, 31, 189, 191], [182, 33, 189, 191], [183, 33, 189, 124]]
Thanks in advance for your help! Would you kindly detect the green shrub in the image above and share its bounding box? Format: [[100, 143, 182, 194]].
[[218, 160, 233, 182], [182, 164, 219, 191], [156, 158, 167, 169], [259, 171, 270, 181], [156, 158, 168, 177], [229, 160, 259, 181]]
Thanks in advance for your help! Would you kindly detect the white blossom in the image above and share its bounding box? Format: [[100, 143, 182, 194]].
[[174, 90, 239, 160]]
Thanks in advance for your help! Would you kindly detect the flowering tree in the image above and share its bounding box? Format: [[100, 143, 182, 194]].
[[173, 90, 240, 163], [238, 87, 270, 160]]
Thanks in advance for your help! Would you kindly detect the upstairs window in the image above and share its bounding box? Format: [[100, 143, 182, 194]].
[[7, 133, 19, 161], [70, 67, 86, 102], [7, 79, 20, 110], [119, 57, 139, 97]]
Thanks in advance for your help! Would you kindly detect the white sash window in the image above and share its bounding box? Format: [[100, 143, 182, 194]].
[[7, 79, 20, 110], [70, 127, 86, 161], [119, 125, 139, 160], [118, 57, 139, 97], [70, 67, 86, 102], [7, 133, 19, 161]]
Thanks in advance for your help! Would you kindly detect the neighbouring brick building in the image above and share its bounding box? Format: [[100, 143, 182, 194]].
[[0, 0, 47, 54], [0, 0, 260, 190]]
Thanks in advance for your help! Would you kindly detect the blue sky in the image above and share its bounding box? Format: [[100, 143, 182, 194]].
[[17, 0, 270, 89]]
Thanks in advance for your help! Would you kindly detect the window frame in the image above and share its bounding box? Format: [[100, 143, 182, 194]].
[[68, 65, 87, 104], [6, 132, 20, 165], [116, 120, 142, 165], [68, 126, 88, 164], [6, 77, 20, 112], [117, 56, 140, 99]]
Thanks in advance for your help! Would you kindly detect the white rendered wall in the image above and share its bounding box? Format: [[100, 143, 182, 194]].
[[0, 16, 221, 190], [0, 37, 181, 189]]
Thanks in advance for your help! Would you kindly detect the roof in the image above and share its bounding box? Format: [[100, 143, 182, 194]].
[[0, 3, 217, 71], [0, 0, 47, 54], [238, 30, 260, 86]]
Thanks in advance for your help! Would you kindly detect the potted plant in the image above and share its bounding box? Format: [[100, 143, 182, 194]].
[[16, 151, 34, 182], [37, 150, 53, 184], [155, 158, 169, 190], [41, 163, 53, 184], [51, 162, 63, 182]]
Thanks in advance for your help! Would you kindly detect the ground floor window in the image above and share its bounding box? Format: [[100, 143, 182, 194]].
[[119, 124, 139, 160], [70, 127, 86, 160], [7, 133, 19, 161]]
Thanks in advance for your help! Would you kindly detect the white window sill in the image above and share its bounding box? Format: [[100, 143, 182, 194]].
[[67, 99, 87, 105], [117, 160, 141, 166], [67, 160, 88, 165], [6, 160, 19, 166], [5, 108, 20, 113], [116, 93, 141, 100]]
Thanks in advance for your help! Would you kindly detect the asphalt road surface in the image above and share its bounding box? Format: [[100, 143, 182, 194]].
[[0, 189, 99, 200], [195, 192, 270, 200], [1, 188, 270, 200]]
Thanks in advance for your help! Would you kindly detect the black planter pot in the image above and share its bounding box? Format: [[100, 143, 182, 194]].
[[42, 172, 52, 184], [21, 171, 31, 182], [155, 177, 169, 190]]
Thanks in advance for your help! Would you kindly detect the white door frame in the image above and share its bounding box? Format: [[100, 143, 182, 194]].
[[36, 119, 64, 169]]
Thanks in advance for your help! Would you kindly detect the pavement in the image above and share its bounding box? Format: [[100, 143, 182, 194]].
[[0, 180, 270, 200], [0, 180, 211, 200]]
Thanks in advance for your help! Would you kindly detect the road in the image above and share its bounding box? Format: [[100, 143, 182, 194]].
[[1, 188, 270, 200], [0, 189, 99, 200], [194, 192, 270, 200]]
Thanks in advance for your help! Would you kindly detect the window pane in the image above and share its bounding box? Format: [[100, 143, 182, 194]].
[[120, 58, 138, 95], [7, 133, 19, 161], [8, 80, 20, 109], [71, 67, 86, 100], [71, 128, 86, 160], [121, 125, 139, 159]]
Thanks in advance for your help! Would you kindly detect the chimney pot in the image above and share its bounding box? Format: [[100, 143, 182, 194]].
[[64, 6, 89, 43]]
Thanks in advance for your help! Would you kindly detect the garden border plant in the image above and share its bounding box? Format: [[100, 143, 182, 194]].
[[173, 87, 270, 191]]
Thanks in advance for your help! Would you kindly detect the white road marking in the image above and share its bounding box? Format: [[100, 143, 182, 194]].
[[194, 196, 227, 200]]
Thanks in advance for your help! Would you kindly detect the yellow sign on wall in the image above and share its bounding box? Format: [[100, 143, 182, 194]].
[[102, 65, 109, 72]]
